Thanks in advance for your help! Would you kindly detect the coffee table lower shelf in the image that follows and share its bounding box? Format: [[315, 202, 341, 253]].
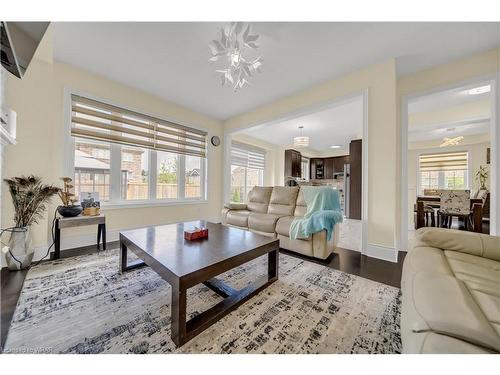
[[119, 236, 279, 347], [184, 272, 277, 345]]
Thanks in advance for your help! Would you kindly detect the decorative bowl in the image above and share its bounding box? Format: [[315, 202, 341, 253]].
[[57, 205, 83, 218]]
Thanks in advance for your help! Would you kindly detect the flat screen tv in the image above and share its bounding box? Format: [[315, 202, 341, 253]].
[[1, 21, 50, 79]]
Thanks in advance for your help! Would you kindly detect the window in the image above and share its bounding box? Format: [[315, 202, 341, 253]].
[[156, 151, 178, 199], [121, 146, 149, 200], [420, 171, 439, 192], [418, 151, 469, 194], [230, 142, 265, 203], [301, 157, 310, 180], [70, 95, 207, 205], [74, 139, 111, 201], [185, 155, 203, 199]]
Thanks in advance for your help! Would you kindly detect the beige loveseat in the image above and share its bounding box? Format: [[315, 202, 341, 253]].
[[401, 227, 500, 353], [221, 186, 340, 259]]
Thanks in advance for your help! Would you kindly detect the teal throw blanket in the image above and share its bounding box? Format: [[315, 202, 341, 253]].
[[289, 186, 343, 241]]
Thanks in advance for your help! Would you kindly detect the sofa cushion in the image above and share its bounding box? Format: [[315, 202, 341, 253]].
[[248, 212, 282, 233], [294, 189, 307, 217], [412, 271, 500, 352], [226, 210, 251, 228], [405, 245, 453, 276], [445, 250, 500, 286], [247, 186, 273, 213], [403, 228, 500, 353], [224, 202, 248, 210], [275, 216, 295, 237], [267, 186, 299, 216], [415, 227, 500, 261]]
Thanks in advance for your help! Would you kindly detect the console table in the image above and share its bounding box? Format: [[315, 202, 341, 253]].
[[54, 214, 106, 259]]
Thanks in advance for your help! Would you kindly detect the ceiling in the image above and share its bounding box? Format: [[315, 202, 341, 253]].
[[53, 22, 500, 120], [239, 95, 363, 154], [408, 84, 492, 143], [408, 83, 492, 114], [408, 119, 490, 143]]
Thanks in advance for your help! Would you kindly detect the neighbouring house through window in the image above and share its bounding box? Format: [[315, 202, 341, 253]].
[[70, 94, 207, 204], [230, 142, 265, 203], [418, 151, 469, 194]]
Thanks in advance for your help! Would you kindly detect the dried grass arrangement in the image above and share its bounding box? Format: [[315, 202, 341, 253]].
[[3, 175, 60, 228]]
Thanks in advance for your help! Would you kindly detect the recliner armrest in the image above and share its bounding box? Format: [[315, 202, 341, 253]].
[[415, 227, 500, 261], [223, 202, 248, 210]]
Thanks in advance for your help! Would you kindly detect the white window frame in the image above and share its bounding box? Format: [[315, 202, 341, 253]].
[[230, 165, 264, 203], [229, 142, 265, 203], [417, 149, 471, 194], [63, 88, 208, 209]]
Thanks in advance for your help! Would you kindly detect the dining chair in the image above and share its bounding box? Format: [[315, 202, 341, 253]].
[[437, 189, 472, 230], [414, 202, 436, 227], [423, 188, 440, 196]]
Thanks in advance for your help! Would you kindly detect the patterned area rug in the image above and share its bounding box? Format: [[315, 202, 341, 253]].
[[5, 249, 401, 354]]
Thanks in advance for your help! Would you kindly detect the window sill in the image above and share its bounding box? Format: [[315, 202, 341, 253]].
[[101, 199, 208, 210]]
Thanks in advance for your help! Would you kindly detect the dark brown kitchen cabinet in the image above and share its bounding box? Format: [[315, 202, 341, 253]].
[[324, 158, 334, 179], [311, 155, 349, 179], [310, 158, 324, 179], [333, 156, 350, 173], [284, 149, 302, 179], [349, 139, 362, 220]]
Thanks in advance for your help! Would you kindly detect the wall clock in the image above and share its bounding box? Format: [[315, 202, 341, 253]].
[[211, 136, 221, 147]]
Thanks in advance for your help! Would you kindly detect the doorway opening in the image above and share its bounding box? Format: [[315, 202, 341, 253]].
[[223, 91, 369, 254], [401, 79, 497, 249]]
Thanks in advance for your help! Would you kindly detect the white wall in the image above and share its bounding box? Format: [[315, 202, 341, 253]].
[[2, 26, 224, 264]]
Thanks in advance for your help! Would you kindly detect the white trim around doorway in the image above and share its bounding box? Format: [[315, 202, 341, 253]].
[[400, 75, 499, 252], [222, 89, 373, 259]]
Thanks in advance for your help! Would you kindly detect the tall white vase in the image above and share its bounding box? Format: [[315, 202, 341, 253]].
[[6, 227, 34, 270]]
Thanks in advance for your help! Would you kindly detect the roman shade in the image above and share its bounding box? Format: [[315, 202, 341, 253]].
[[71, 95, 207, 158], [231, 141, 265, 170], [419, 151, 468, 172]]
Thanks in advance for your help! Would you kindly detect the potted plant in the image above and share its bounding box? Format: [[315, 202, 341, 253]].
[[3, 176, 60, 270], [57, 177, 83, 217], [475, 165, 489, 190]]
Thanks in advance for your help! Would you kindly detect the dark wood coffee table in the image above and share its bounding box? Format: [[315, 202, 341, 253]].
[[119, 221, 279, 347]]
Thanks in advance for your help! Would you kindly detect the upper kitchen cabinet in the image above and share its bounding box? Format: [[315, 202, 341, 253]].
[[284, 149, 302, 179], [333, 155, 350, 173], [311, 155, 350, 179], [310, 158, 324, 179], [324, 158, 335, 179]]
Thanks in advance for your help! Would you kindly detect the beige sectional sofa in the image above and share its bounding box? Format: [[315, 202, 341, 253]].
[[221, 186, 340, 259], [402, 227, 500, 353]]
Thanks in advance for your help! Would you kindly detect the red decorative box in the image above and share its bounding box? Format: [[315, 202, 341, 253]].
[[184, 227, 208, 241]]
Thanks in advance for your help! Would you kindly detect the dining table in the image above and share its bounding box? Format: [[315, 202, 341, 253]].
[[415, 195, 483, 232]]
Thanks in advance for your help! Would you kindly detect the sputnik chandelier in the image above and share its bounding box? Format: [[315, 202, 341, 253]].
[[209, 22, 263, 92]]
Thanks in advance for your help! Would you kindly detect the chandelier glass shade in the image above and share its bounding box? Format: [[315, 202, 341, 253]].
[[209, 22, 263, 92], [293, 126, 309, 147]]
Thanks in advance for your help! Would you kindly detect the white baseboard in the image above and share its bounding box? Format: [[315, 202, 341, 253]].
[[365, 244, 398, 263]]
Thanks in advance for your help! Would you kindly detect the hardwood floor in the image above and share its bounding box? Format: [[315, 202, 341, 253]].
[[1, 267, 28, 351], [281, 247, 406, 289], [0, 242, 405, 351]]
